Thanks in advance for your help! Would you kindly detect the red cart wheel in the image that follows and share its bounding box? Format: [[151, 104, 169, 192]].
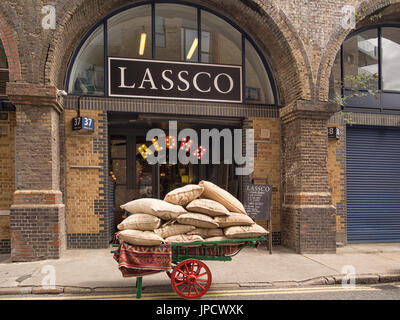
[[171, 259, 212, 299], [166, 263, 177, 279]]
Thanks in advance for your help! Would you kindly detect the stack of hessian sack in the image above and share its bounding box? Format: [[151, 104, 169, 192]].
[[116, 180, 268, 246]]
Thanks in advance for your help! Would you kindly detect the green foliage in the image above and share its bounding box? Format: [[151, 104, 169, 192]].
[[329, 73, 379, 126], [355, 7, 383, 23]]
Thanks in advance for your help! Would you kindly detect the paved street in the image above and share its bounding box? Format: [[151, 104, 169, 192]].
[[1, 283, 400, 300]]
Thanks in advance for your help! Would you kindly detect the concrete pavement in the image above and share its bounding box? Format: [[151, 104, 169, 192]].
[[0, 243, 399, 296]]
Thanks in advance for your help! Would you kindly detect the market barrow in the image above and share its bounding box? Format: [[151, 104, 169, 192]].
[[111, 236, 267, 299]]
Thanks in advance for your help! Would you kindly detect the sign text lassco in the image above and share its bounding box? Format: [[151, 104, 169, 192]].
[[108, 57, 243, 103]]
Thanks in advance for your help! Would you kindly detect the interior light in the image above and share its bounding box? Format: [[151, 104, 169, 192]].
[[186, 38, 198, 60], [139, 33, 147, 56]]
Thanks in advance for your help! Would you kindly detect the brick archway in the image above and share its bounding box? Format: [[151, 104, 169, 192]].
[[46, 0, 311, 106], [0, 12, 22, 82], [317, 0, 400, 101]]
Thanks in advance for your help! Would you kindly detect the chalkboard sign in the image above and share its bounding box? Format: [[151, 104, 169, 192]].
[[243, 184, 272, 220]]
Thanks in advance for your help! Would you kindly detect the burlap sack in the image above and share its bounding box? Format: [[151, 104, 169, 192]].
[[198, 180, 247, 214], [186, 199, 230, 217], [214, 212, 254, 228], [155, 224, 196, 239], [164, 184, 204, 206], [177, 213, 219, 229], [165, 234, 204, 243], [117, 230, 164, 245], [186, 228, 224, 239], [224, 224, 268, 239], [117, 213, 161, 231], [120, 198, 187, 220]]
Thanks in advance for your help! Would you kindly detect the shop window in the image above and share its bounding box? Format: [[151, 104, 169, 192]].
[[328, 49, 342, 101], [343, 29, 379, 90], [68, 24, 104, 95], [108, 5, 152, 59], [381, 27, 400, 90], [155, 17, 166, 48], [0, 40, 8, 97], [336, 26, 400, 111], [201, 10, 241, 65], [200, 31, 211, 63], [155, 4, 198, 62], [245, 39, 274, 105], [109, 120, 241, 205], [66, 2, 277, 105], [0, 41, 7, 69], [181, 28, 198, 62]]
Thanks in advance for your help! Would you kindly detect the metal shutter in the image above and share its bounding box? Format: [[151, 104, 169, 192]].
[[347, 125, 400, 243]]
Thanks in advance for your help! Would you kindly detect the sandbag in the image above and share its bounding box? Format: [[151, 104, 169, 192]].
[[224, 224, 268, 239], [164, 184, 204, 206], [214, 212, 254, 228], [155, 224, 196, 239], [117, 213, 161, 231], [120, 198, 187, 220], [198, 180, 247, 214], [177, 213, 219, 229], [117, 230, 164, 245], [186, 228, 224, 239], [186, 198, 230, 217]]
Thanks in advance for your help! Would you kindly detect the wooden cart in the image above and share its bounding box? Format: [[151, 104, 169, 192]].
[[111, 236, 267, 299]]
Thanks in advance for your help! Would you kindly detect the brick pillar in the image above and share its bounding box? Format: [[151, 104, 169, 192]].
[[6, 82, 66, 261], [280, 100, 337, 254]]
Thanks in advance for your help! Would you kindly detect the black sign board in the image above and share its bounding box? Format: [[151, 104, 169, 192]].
[[243, 184, 272, 220], [108, 57, 242, 103], [328, 127, 340, 139]]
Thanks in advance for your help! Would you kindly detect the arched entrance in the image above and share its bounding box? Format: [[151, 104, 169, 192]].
[[60, 1, 288, 249]]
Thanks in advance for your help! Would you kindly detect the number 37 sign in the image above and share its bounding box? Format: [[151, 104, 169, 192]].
[[72, 116, 95, 132]]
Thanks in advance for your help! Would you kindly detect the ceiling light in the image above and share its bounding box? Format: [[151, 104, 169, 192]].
[[186, 38, 198, 60], [139, 33, 147, 56]]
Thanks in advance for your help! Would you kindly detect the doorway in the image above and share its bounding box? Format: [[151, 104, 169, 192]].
[[108, 112, 242, 227]]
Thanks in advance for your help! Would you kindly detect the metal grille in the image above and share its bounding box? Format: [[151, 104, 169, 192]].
[[347, 126, 400, 243]]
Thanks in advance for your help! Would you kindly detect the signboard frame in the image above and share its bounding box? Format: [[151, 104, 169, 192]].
[[108, 57, 243, 103], [243, 182, 273, 254]]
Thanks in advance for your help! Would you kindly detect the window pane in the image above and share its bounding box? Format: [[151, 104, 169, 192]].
[[68, 24, 104, 95], [382, 27, 400, 91], [155, 4, 198, 62], [245, 39, 274, 104], [108, 5, 152, 59], [343, 29, 378, 90], [111, 139, 126, 159], [0, 40, 7, 69], [112, 159, 127, 185], [201, 10, 242, 65], [329, 50, 342, 100]]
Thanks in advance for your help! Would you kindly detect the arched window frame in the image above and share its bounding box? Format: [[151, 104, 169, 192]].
[[0, 39, 11, 110], [65, 0, 278, 106], [335, 23, 400, 113]]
